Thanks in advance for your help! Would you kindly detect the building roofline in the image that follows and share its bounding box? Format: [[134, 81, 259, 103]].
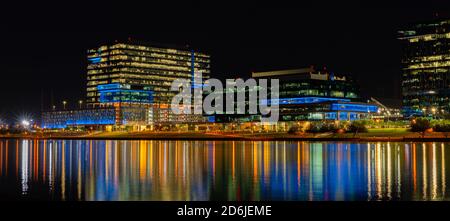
[[251, 67, 315, 78], [89, 38, 209, 54]]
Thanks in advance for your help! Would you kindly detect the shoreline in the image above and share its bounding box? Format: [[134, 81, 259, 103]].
[[2, 133, 450, 142]]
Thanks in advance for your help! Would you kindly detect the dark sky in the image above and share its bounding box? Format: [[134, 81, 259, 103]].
[[1, 3, 449, 123]]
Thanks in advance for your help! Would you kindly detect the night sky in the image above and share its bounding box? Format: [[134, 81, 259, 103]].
[[1, 3, 449, 123]]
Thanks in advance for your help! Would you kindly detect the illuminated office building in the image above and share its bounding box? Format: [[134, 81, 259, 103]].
[[253, 68, 376, 121], [399, 19, 450, 117], [86, 40, 210, 105], [214, 67, 378, 122], [86, 40, 210, 125], [42, 40, 210, 129]]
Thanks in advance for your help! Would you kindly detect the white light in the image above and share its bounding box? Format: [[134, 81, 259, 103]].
[[22, 120, 30, 127]]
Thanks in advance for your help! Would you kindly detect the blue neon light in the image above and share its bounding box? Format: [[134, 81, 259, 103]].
[[207, 116, 215, 123], [330, 103, 378, 113], [89, 57, 101, 63], [97, 83, 121, 90], [262, 97, 351, 105], [42, 109, 116, 129], [66, 119, 116, 125]]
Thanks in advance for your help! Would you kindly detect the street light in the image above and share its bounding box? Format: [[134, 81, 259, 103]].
[[78, 100, 83, 109], [21, 119, 31, 129], [21, 120, 30, 126], [63, 100, 67, 110]]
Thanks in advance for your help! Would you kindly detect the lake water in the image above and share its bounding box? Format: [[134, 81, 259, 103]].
[[0, 139, 449, 201]]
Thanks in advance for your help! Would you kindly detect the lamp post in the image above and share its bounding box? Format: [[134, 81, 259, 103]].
[[431, 107, 436, 119], [63, 100, 67, 110], [79, 100, 83, 109]]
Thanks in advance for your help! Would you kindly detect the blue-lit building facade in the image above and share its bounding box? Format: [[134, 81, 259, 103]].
[[42, 40, 210, 129], [86, 40, 210, 125], [214, 67, 378, 123], [42, 83, 154, 129], [261, 68, 377, 121], [86, 40, 210, 105], [42, 107, 117, 129]]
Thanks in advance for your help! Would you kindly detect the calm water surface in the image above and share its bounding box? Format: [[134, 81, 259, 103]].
[[0, 139, 449, 201]]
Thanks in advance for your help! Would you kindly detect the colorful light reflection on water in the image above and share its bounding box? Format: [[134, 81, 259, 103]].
[[0, 139, 449, 201]]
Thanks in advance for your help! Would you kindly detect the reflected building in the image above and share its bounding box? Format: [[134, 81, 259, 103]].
[[0, 140, 449, 201]]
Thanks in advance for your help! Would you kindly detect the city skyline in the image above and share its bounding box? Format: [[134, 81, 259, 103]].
[[3, 2, 450, 216], [1, 6, 449, 122]]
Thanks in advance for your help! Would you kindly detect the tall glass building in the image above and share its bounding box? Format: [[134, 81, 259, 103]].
[[86, 40, 210, 105], [399, 19, 450, 117], [42, 40, 211, 130]]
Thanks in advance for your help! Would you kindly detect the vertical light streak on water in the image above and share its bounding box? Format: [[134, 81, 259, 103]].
[[0, 142, 3, 177], [212, 141, 215, 185], [387, 143, 391, 199], [114, 142, 119, 197], [412, 143, 417, 193], [21, 140, 29, 194], [310, 143, 323, 201], [78, 143, 82, 200], [297, 142, 301, 188], [253, 141, 257, 183], [422, 143, 427, 200], [183, 142, 187, 186], [68, 141, 72, 196], [149, 141, 154, 179], [441, 143, 446, 198], [396, 145, 401, 199], [42, 141, 46, 183], [232, 141, 235, 181], [367, 143, 371, 200], [5, 140, 8, 177], [376, 143, 382, 199], [48, 142, 53, 192], [283, 141, 287, 199], [275, 141, 279, 178], [61, 141, 66, 200], [432, 143, 437, 199], [163, 141, 167, 184]]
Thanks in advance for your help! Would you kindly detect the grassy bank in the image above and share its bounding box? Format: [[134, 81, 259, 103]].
[[2, 128, 450, 141]]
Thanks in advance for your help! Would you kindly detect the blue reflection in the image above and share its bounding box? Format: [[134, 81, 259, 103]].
[[0, 140, 449, 201]]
